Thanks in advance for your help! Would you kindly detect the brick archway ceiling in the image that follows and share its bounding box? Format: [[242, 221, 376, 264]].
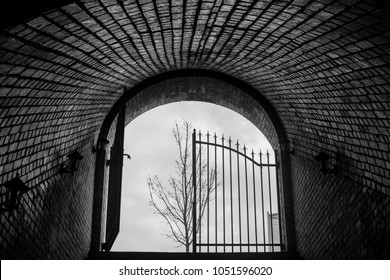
[[0, 0, 389, 193]]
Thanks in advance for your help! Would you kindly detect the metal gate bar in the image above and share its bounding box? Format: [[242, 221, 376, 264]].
[[192, 129, 283, 253], [267, 151, 274, 252], [236, 140, 242, 252], [252, 151, 258, 253]]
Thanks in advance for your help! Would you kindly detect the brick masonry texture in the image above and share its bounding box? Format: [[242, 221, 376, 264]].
[[0, 144, 96, 259], [125, 77, 279, 147], [1, 0, 390, 259], [292, 155, 390, 259]]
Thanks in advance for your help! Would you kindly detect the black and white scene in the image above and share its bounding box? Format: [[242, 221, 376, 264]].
[[0, 0, 389, 263]]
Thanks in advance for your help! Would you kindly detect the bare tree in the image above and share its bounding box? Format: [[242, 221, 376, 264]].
[[148, 120, 216, 252]]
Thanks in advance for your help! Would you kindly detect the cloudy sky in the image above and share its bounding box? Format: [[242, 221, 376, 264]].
[[111, 101, 273, 252]]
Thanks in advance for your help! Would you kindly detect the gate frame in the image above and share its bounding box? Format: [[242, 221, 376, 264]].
[[192, 129, 284, 253]]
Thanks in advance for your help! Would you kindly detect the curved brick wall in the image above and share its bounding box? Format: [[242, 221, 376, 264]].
[[124, 76, 279, 148], [1, 0, 390, 259]]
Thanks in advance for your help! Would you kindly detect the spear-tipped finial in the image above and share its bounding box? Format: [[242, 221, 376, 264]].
[[243, 145, 247, 153], [259, 150, 263, 166]]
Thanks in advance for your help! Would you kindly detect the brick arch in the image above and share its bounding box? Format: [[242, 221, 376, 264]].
[[93, 71, 297, 255], [126, 77, 279, 148], [100, 70, 288, 149]]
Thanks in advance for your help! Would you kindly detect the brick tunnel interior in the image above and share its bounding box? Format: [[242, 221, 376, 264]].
[[1, 0, 390, 259]]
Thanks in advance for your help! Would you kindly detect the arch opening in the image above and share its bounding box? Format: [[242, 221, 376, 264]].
[[112, 101, 275, 252], [91, 72, 297, 257]]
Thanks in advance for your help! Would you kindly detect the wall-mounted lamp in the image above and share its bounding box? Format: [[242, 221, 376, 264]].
[[280, 139, 295, 156], [59, 150, 84, 175], [92, 137, 110, 153], [106, 153, 131, 166], [1, 174, 29, 212], [314, 152, 338, 175]]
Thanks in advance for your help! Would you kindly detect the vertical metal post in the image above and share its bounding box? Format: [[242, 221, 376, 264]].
[[192, 129, 197, 254], [214, 133, 218, 252], [251, 150, 258, 252], [275, 150, 283, 251], [198, 131, 202, 252], [244, 146, 250, 252], [206, 132, 210, 253], [236, 141, 242, 253], [267, 150, 274, 252], [229, 138, 234, 252], [222, 135, 226, 253], [259, 150, 266, 252]]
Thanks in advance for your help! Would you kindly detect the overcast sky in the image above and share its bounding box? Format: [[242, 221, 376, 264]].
[[111, 101, 272, 252]]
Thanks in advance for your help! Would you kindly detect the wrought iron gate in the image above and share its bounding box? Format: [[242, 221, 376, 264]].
[[192, 130, 283, 253]]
